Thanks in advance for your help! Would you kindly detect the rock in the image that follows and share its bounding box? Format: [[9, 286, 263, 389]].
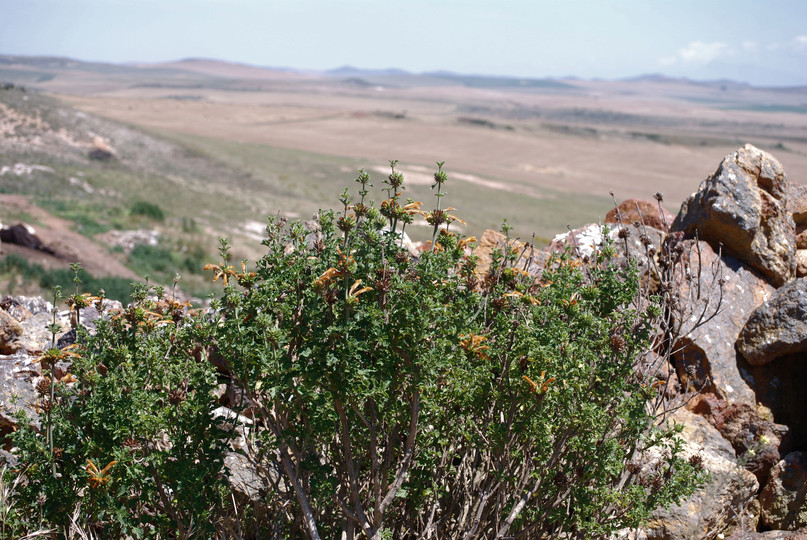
[[736, 278, 807, 366], [690, 395, 792, 486], [0, 296, 32, 322], [0, 223, 54, 254], [473, 229, 548, 278], [744, 354, 807, 454], [224, 452, 279, 503], [0, 351, 42, 438], [760, 451, 807, 530], [11, 296, 52, 317], [671, 240, 773, 407], [605, 198, 675, 232], [726, 528, 807, 539], [0, 310, 23, 355], [796, 251, 807, 278], [646, 409, 759, 540], [671, 144, 796, 287], [786, 182, 807, 227]]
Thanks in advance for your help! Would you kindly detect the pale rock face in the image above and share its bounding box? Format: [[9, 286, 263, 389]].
[[671, 240, 772, 408]]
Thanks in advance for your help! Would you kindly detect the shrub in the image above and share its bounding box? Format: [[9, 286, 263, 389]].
[[130, 201, 165, 222], [9, 283, 229, 538], [208, 163, 706, 538], [6, 162, 712, 538]]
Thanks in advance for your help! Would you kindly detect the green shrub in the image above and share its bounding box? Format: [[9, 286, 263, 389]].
[[10, 283, 229, 538], [207, 163, 705, 538], [6, 163, 708, 538], [130, 201, 165, 222]]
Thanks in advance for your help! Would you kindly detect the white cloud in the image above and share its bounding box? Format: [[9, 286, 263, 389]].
[[793, 35, 807, 51], [678, 41, 729, 64], [659, 41, 730, 66]]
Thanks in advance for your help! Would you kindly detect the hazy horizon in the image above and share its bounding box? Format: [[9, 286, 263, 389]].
[[2, 0, 807, 87]]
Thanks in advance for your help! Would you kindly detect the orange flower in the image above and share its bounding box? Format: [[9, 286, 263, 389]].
[[523, 371, 555, 394], [86, 459, 116, 489], [348, 279, 373, 299], [460, 333, 490, 360], [314, 267, 343, 288], [203, 263, 237, 286]]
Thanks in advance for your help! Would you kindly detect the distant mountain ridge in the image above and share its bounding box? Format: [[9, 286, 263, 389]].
[[1, 54, 805, 90]]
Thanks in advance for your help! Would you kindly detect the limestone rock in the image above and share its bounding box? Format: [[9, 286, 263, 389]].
[[671, 144, 796, 287], [646, 409, 759, 540], [0, 310, 23, 355], [605, 198, 675, 232], [737, 278, 807, 366], [671, 240, 772, 407], [760, 451, 807, 530]]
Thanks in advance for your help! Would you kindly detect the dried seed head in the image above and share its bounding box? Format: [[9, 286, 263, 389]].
[[617, 228, 631, 239], [610, 334, 627, 354], [40, 399, 53, 413], [394, 251, 409, 265], [688, 454, 704, 470], [553, 471, 569, 487], [168, 388, 187, 405], [639, 234, 652, 247], [654, 192, 664, 202], [36, 377, 51, 396]]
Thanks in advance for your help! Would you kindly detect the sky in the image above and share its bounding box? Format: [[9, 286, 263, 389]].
[[2, 0, 807, 86]]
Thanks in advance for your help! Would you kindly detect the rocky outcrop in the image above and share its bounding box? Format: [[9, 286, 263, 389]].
[[689, 395, 792, 487], [671, 144, 796, 287], [646, 410, 759, 539], [671, 240, 772, 406], [605, 198, 675, 232], [759, 451, 807, 530], [736, 278, 807, 366]]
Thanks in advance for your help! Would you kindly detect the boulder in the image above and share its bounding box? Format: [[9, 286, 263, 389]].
[[0, 223, 54, 254], [605, 198, 675, 232], [671, 240, 773, 407], [736, 278, 807, 366], [671, 144, 796, 287], [0, 310, 23, 355], [759, 451, 807, 530], [646, 409, 759, 539]]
